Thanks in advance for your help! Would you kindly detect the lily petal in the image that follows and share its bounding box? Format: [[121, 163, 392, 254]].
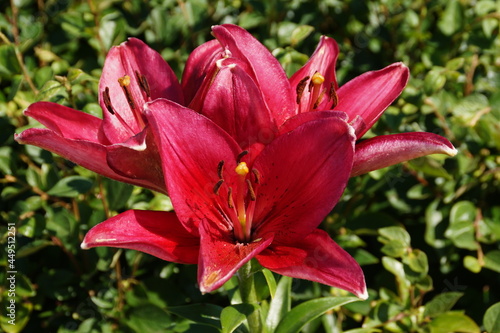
[[336, 62, 409, 138], [253, 116, 356, 241], [82, 210, 199, 264], [182, 39, 223, 106], [198, 218, 273, 293], [212, 24, 296, 125], [21, 101, 102, 141], [144, 99, 242, 233], [290, 36, 340, 112], [278, 110, 348, 135], [351, 132, 457, 177], [197, 58, 278, 149], [257, 229, 367, 299], [99, 38, 183, 143]]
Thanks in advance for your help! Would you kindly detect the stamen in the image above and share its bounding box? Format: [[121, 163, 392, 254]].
[[235, 162, 249, 176], [227, 187, 234, 209], [236, 150, 249, 164], [135, 70, 151, 99], [217, 160, 225, 179], [252, 169, 261, 184], [103, 87, 114, 114], [296, 76, 310, 104], [213, 179, 224, 195], [118, 75, 136, 111], [246, 179, 256, 201], [329, 82, 338, 108]]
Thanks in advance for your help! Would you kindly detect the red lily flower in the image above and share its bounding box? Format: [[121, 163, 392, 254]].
[[15, 38, 184, 193], [83, 99, 368, 298], [185, 24, 457, 174]]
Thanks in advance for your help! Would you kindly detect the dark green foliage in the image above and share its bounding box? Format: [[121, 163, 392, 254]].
[[1, 0, 499, 332]]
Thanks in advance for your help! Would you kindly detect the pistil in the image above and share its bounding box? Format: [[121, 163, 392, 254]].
[[118, 75, 146, 129], [235, 162, 250, 241]]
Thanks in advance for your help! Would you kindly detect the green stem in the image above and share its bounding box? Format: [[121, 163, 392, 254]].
[[238, 260, 262, 333]]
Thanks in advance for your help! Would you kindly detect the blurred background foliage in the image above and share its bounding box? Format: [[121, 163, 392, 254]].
[[0, 0, 499, 332]]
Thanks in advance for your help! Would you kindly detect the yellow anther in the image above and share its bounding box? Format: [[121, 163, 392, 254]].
[[235, 162, 249, 176], [311, 72, 325, 85], [118, 75, 131, 87]]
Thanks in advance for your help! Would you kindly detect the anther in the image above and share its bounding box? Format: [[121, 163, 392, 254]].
[[311, 72, 325, 85], [118, 75, 136, 110], [135, 70, 151, 98], [217, 160, 225, 179], [313, 90, 325, 109], [213, 179, 224, 195], [329, 82, 338, 108], [235, 162, 249, 176], [236, 150, 249, 164], [296, 76, 309, 104], [246, 179, 256, 201], [227, 187, 234, 209], [251, 169, 261, 184], [103, 87, 114, 114]]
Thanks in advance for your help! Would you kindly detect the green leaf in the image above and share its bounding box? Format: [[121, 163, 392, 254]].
[[424, 292, 464, 317], [221, 304, 257, 333], [403, 249, 429, 283], [290, 25, 314, 47], [438, 0, 464, 36], [46, 176, 93, 197], [378, 226, 411, 246], [125, 304, 172, 333], [266, 276, 292, 332], [274, 297, 359, 333], [483, 302, 500, 333], [428, 311, 480, 333], [167, 304, 223, 328]]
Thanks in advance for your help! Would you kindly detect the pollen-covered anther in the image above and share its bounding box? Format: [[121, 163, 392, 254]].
[[246, 179, 256, 201], [235, 162, 249, 176], [329, 82, 339, 108], [236, 150, 249, 164], [251, 169, 261, 184], [296, 76, 310, 104], [213, 179, 224, 195]]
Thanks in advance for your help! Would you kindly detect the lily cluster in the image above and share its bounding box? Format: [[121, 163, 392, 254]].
[[15, 24, 456, 299]]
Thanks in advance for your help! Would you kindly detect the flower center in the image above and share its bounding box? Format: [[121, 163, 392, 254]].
[[213, 152, 260, 243], [296, 71, 338, 113], [102, 71, 151, 133]]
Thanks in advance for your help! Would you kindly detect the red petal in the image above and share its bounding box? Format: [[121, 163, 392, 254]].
[[278, 110, 348, 135], [182, 39, 223, 106], [257, 229, 367, 299], [99, 38, 183, 142], [252, 116, 356, 241], [144, 99, 241, 233], [212, 24, 295, 125], [197, 58, 278, 149], [351, 132, 457, 177], [336, 62, 409, 138], [82, 210, 199, 264], [23, 102, 101, 141], [198, 218, 273, 292], [290, 36, 340, 112]]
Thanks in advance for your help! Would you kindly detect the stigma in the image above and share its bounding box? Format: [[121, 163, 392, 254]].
[[212, 154, 260, 243], [296, 71, 338, 113]]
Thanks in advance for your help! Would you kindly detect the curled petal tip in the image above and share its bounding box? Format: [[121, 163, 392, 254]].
[[80, 241, 89, 250]]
